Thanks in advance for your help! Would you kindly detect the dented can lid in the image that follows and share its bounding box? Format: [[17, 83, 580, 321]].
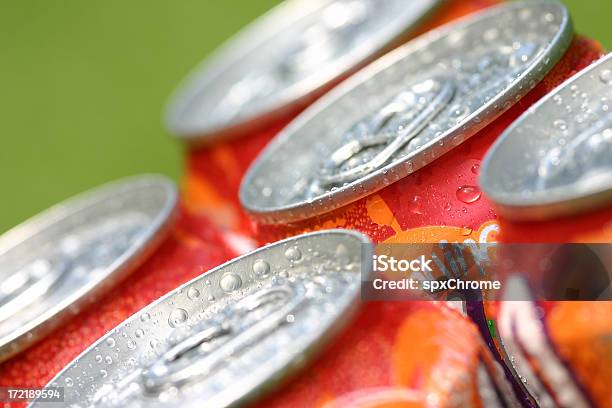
[[33, 230, 372, 408], [165, 0, 442, 143], [0, 175, 178, 362], [481, 53, 612, 221], [240, 0, 573, 225]]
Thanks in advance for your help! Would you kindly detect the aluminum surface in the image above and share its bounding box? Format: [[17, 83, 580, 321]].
[[0, 175, 178, 361], [166, 0, 441, 142], [481, 53, 612, 221], [240, 1, 573, 224], [32, 230, 371, 408]]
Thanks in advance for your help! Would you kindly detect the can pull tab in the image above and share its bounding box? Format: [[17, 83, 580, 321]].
[[0, 259, 64, 323], [140, 283, 306, 395], [318, 77, 455, 186]]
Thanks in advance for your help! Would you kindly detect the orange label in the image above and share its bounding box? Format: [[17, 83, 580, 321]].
[[366, 193, 499, 244]]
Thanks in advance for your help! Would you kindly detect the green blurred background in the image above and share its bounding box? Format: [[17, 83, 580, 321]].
[[0, 0, 610, 233]]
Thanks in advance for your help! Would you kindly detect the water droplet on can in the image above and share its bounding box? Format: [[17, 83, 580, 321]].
[[409, 195, 424, 215], [599, 68, 612, 84], [187, 287, 201, 300], [105, 337, 116, 348], [284, 246, 302, 261], [461, 226, 473, 236], [252, 259, 270, 276], [456, 185, 482, 203], [220, 273, 242, 292], [553, 119, 568, 131], [150, 339, 163, 353], [168, 308, 188, 328]]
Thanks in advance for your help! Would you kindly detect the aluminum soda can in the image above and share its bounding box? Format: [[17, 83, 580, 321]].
[[168, 0, 499, 235], [29, 230, 518, 408], [0, 175, 178, 363], [481, 52, 612, 243], [240, 1, 602, 246], [478, 52, 612, 408], [0, 182, 235, 400]]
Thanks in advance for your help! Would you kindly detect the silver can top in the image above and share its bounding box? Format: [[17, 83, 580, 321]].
[[0, 175, 178, 361], [165, 0, 442, 143], [480, 53, 612, 221], [239, 0, 573, 225], [32, 230, 371, 408]]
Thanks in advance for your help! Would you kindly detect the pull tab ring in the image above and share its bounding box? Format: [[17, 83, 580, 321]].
[[319, 77, 455, 186], [140, 283, 306, 395]]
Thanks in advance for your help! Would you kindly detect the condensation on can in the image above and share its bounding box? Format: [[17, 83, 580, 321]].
[[0, 206, 235, 392], [180, 0, 500, 235], [247, 37, 602, 246]]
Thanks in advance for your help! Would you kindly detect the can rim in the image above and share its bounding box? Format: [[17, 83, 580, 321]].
[[0, 174, 179, 361], [164, 0, 443, 145], [38, 229, 373, 407], [480, 53, 612, 222], [240, 0, 573, 225]]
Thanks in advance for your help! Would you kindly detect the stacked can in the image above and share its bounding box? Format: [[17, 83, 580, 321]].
[[479, 53, 612, 407], [168, 0, 499, 237], [481, 52, 612, 244], [0, 177, 235, 397]]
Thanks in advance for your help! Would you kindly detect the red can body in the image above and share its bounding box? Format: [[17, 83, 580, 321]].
[[499, 203, 612, 243]]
